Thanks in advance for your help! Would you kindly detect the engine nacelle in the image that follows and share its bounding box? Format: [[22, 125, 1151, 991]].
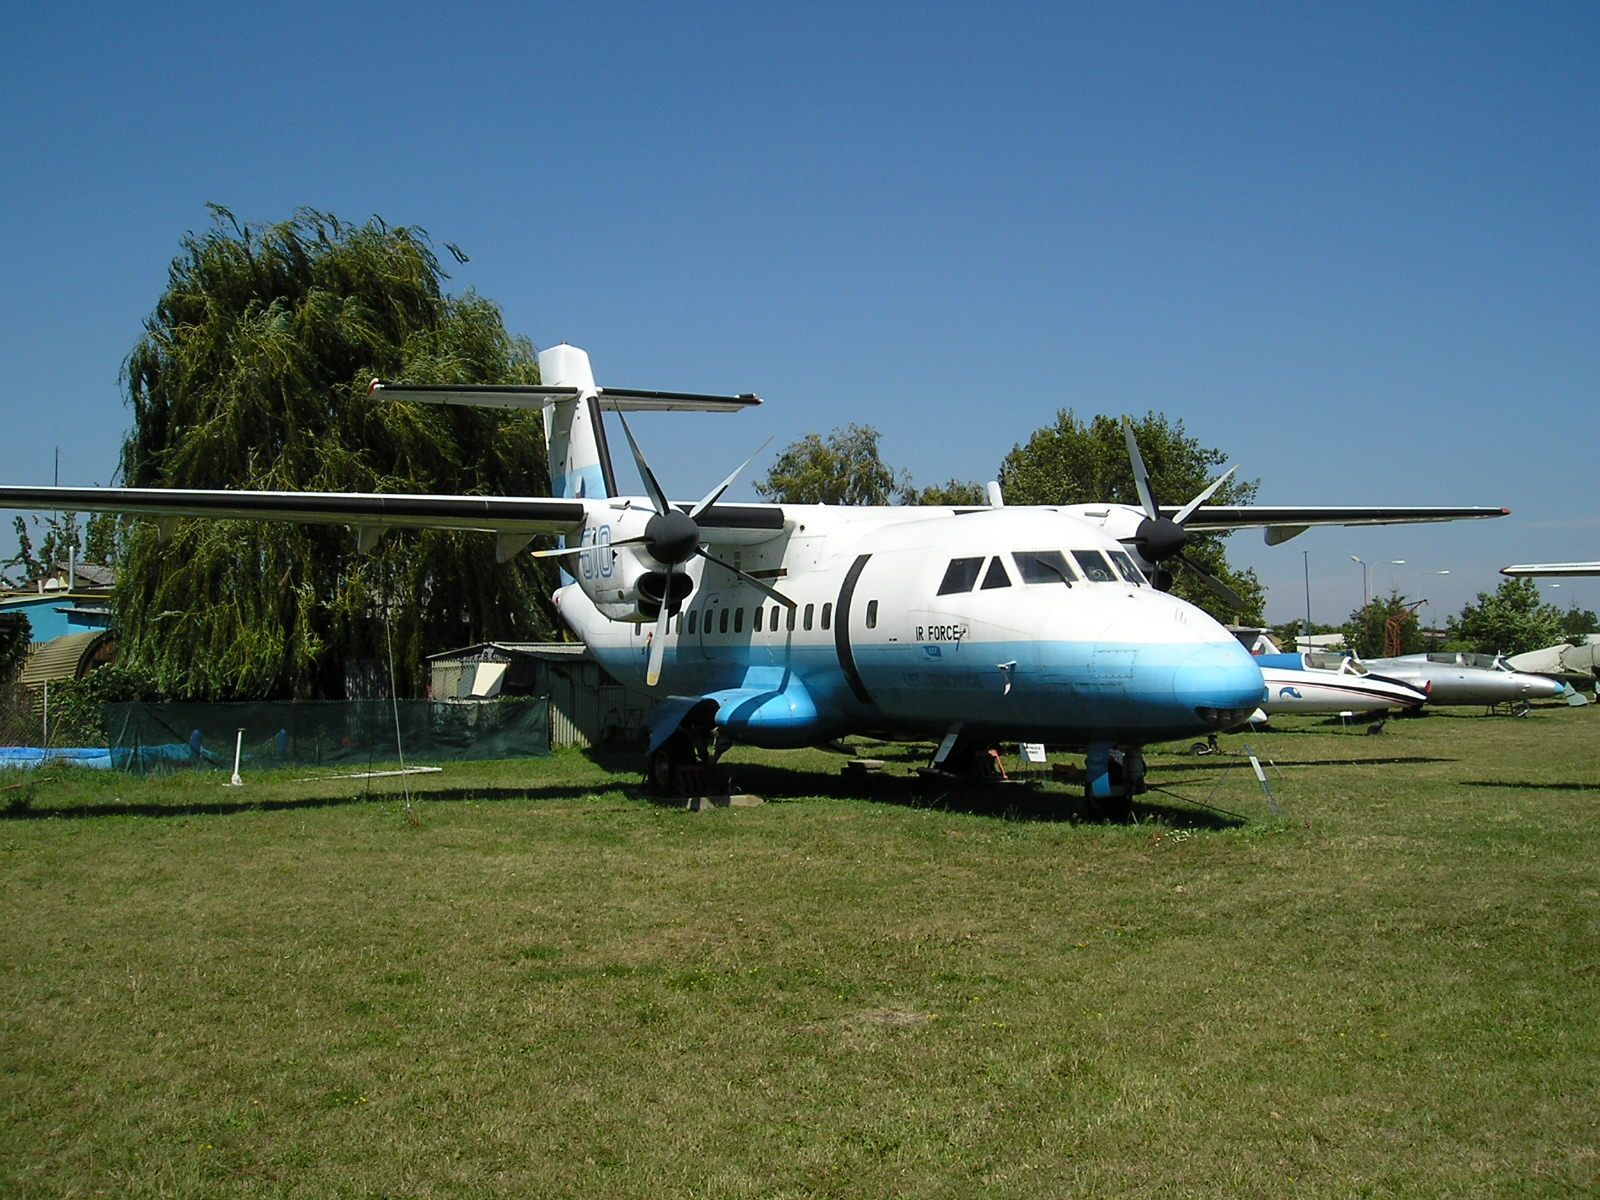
[[572, 531, 697, 623]]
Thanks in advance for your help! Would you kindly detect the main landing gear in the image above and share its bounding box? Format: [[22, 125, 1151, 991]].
[[644, 724, 723, 797]]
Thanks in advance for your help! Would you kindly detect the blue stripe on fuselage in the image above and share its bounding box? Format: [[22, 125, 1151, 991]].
[[591, 634, 1264, 747]]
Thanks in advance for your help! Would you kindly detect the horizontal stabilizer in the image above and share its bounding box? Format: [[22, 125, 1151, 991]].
[[369, 381, 760, 414]]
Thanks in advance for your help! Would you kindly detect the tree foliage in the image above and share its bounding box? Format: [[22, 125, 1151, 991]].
[[1558, 605, 1598, 644], [910, 479, 987, 506], [115, 206, 556, 700], [1344, 591, 1425, 658], [997, 411, 1265, 622], [756, 424, 911, 505], [1448, 577, 1567, 657]]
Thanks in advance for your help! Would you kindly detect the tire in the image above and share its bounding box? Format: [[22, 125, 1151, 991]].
[[645, 733, 690, 795]]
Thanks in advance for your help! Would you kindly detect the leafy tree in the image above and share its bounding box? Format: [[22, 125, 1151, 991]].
[[83, 512, 124, 566], [114, 206, 556, 700], [756, 424, 912, 505], [0, 613, 30, 678], [5, 512, 84, 584], [997, 411, 1264, 622], [910, 479, 987, 506], [1344, 591, 1425, 658], [1558, 605, 1598, 644], [1447, 577, 1566, 657]]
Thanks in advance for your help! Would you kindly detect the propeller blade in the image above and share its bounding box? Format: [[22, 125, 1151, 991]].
[[697, 548, 798, 609], [690, 437, 772, 519], [645, 596, 671, 687], [614, 410, 671, 516], [1179, 553, 1248, 611], [1121, 416, 1160, 520], [527, 535, 649, 560], [1171, 465, 1238, 526]]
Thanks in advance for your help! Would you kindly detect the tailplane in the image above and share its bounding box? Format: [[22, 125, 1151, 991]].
[[369, 344, 759, 502]]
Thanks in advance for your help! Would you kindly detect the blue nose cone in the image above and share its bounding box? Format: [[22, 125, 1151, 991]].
[[1173, 641, 1266, 728]]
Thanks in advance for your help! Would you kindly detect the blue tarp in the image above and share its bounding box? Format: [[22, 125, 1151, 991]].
[[0, 746, 114, 770]]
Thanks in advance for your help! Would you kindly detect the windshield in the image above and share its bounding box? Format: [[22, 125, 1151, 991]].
[[1106, 550, 1146, 585], [1071, 550, 1117, 583], [1013, 550, 1076, 586]]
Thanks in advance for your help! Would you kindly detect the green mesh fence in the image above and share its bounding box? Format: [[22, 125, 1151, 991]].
[[104, 698, 550, 774]]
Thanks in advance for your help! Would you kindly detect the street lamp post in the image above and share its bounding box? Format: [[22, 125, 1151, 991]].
[[1351, 555, 1369, 608]]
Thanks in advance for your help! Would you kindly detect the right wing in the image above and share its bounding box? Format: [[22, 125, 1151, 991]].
[[1500, 561, 1600, 578]]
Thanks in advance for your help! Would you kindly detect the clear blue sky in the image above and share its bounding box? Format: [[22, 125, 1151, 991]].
[[3, 1, 1595, 624]]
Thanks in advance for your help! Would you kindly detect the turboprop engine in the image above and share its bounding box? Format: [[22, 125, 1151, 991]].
[[532, 414, 794, 684], [567, 505, 701, 622]]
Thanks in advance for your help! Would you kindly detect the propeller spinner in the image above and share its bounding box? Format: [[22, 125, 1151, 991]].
[[1120, 417, 1247, 612]]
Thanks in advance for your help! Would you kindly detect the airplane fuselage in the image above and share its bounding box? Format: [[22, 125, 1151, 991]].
[[558, 506, 1266, 750]]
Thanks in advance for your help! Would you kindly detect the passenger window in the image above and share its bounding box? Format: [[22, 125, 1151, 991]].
[[865, 599, 878, 629], [821, 602, 832, 629], [771, 605, 779, 630], [754, 606, 763, 632], [688, 610, 698, 635], [675, 614, 682, 635], [1072, 550, 1116, 583], [786, 605, 796, 632], [1013, 550, 1075, 585], [981, 558, 1012, 589], [719, 607, 730, 634], [937, 557, 984, 595], [803, 603, 815, 631], [733, 607, 743, 633]]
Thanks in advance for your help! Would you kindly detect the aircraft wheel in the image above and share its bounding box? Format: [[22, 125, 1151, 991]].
[[646, 733, 692, 795]]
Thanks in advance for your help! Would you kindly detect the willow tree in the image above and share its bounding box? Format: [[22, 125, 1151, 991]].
[[998, 411, 1264, 623], [115, 206, 555, 700]]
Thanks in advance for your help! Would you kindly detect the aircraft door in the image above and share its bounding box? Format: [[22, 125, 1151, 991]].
[[695, 593, 724, 661]]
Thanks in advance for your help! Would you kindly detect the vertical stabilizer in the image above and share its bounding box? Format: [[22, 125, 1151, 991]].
[[538, 344, 613, 499]]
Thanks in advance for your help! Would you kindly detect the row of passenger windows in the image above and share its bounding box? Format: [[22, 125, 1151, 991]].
[[643, 598, 860, 638], [936, 549, 1146, 596]]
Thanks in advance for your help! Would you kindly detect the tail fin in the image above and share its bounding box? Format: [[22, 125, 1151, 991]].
[[537, 344, 610, 500]]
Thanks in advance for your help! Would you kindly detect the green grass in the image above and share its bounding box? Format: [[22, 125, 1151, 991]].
[[2, 707, 1596, 1197]]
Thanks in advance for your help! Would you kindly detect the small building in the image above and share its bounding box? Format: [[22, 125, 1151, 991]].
[[2, 564, 118, 644], [426, 642, 652, 750]]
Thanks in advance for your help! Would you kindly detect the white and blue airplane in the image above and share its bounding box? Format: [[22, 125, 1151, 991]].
[[0, 344, 1509, 799]]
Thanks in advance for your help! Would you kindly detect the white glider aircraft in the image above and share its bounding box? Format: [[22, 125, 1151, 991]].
[[0, 345, 1510, 800]]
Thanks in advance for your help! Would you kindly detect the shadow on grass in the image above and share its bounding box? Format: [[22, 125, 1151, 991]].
[[716, 759, 1244, 829], [1155, 755, 1457, 772], [1460, 780, 1599, 792], [0, 779, 640, 821]]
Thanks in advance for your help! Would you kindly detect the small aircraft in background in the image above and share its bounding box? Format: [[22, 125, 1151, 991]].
[[1252, 651, 1430, 717], [1361, 651, 1571, 710], [0, 344, 1511, 800]]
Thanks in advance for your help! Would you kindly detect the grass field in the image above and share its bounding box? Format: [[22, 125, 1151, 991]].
[[2, 706, 1596, 1198]]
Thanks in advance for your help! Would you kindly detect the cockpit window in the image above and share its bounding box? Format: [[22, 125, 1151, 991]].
[[1013, 550, 1075, 586], [980, 558, 1012, 590], [1305, 652, 1349, 672], [1107, 550, 1146, 585], [937, 557, 984, 595], [1071, 550, 1117, 583]]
